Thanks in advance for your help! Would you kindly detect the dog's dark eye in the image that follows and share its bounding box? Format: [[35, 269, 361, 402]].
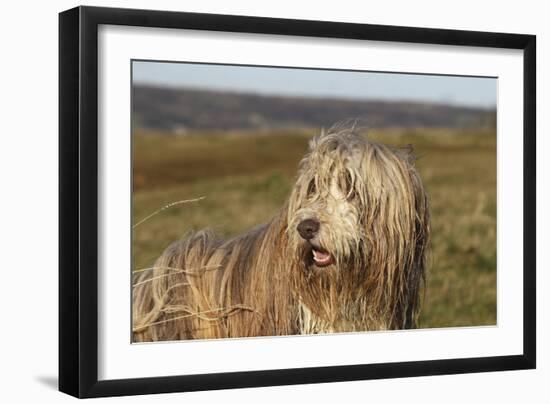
[[306, 179, 316, 197]]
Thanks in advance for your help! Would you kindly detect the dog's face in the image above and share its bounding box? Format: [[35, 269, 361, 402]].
[[287, 130, 367, 271], [287, 129, 425, 276]]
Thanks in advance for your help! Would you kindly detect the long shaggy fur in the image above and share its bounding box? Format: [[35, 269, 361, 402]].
[[132, 127, 430, 342]]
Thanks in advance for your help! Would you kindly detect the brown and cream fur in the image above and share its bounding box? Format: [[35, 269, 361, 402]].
[[132, 127, 430, 342]]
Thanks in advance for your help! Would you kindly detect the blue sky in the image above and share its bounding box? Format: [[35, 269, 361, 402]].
[[133, 61, 496, 108]]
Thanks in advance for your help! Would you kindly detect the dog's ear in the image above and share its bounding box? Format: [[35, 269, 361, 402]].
[[356, 142, 429, 328]]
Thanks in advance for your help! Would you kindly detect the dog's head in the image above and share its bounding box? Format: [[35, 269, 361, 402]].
[[286, 127, 429, 327]]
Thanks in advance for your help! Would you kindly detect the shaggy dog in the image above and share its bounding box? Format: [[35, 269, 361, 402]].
[[132, 127, 430, 342]]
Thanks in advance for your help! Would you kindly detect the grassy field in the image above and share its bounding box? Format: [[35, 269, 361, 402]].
[[132, 127, 496, 329]]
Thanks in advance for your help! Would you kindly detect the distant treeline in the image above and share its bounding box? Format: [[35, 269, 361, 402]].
[[133, 85, 496, 132]]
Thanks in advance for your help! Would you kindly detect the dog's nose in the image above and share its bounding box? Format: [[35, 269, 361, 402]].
[[297, 219, 320, 240]]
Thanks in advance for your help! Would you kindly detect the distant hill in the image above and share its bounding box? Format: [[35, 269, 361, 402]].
[[133, 85, 496, 132]]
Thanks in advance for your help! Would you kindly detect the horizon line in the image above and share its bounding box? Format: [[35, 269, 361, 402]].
[[133, 82, 497, 111]]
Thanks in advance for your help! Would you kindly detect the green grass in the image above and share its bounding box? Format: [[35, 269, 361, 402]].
[[132, 127, 496, 329]]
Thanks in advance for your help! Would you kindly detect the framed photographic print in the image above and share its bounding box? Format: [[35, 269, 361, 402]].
[[59, 6, 536, 398]]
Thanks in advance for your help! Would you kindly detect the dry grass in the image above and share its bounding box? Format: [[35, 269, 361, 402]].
[[132, 127, 496, 329]]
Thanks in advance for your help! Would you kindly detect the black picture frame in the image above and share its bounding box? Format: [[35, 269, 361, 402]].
[[59, 5, 536, 398]]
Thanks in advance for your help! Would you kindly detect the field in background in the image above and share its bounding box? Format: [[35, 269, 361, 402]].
[[132, 128, 496, 329]]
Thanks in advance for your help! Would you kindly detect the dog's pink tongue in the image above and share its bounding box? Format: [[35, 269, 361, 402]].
[[313, 250, 330, 261]]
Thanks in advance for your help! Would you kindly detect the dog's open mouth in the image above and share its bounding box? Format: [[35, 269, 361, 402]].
[[311, 246, 333, 267]]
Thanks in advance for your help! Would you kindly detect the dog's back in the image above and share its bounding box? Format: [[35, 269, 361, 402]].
[[132, 214, 300, 342]]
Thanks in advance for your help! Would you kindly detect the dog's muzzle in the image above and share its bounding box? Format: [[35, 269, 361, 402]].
[[297, 219, 333, 267]]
